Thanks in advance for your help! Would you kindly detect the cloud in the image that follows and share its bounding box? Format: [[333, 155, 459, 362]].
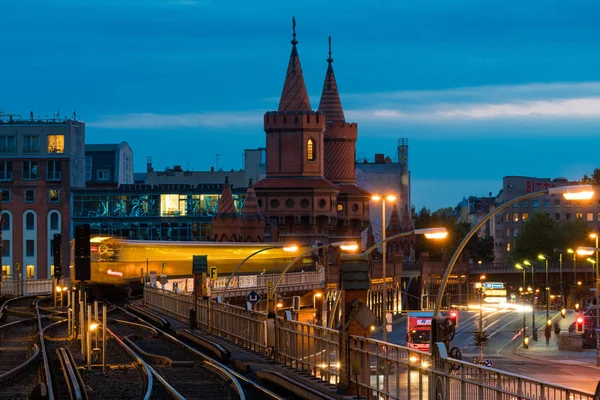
[[89, 112, 262, 129]]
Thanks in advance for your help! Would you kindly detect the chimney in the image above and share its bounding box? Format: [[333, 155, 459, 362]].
[[375, 154, 384, 163], [30, 111, 34, 121]]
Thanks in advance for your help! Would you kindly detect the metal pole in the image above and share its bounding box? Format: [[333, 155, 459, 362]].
[[522, 269, 527, 338], [382, 199, 387, 342], [103, 304, 106, 375], [531, 266, 537, 341], [546, 258, 549, 324], [595, 236, 599, 367], [559, 253, 563, 307], [479, 284, 483, 361], [574, 253, 577, 307], [80, 299, 85, 355], [94, 301, 99, 349], [87, 304, 92, 371]]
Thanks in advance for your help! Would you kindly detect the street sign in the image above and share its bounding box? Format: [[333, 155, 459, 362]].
[[482, 282, 503, 289], [595, 327, 600, 333], [210, 266, 218, 281], [193, 255, 208, 275], [246, 290, 262, 306], [484, 359, 493, 367]]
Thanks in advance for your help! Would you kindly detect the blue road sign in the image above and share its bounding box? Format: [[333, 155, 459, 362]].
[[484, 359, 493, 368], [246, 290, 262, 306], [596, 327, 600, 333]]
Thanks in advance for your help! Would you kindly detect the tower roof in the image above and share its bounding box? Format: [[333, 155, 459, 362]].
[[241, 179, 263, 221], [387, 202, 402, 234], [216, 176, 238, 217], [318, 37, 345, 123], [401, 204, 414, 231], [278, 17, 312, 113]]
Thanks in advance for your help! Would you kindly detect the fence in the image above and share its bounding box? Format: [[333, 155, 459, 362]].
[[142, 286, 597, 400], [349, 337, 597, 400], [0, 276, 54, 296]]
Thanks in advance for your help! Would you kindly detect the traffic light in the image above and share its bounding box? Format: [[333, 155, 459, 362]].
[[53, 233, 62, 279], [74, 224, 91, 281], [575, 316, 584, 334], [523, 335, 529, 349], [449, 310, 459, 328], [560, 308, 566, 318]]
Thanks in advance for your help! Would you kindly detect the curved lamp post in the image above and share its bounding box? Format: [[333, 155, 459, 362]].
[[567, 248, 578, 307], [553, 248, 565, 308], [268, 241, 359, 314], [538, 254, 550, 326], [363, 227, 448, 341], [579, 245, 600, 367], [522, 260, 538, 341], [433, 184, 595, 318], [514, 264, 528, 347], [223, 244, 298, 301]]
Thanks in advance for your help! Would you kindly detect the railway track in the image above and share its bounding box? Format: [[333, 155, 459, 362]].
[[0, 296, 46, 399], [108, 305, 285, 400]]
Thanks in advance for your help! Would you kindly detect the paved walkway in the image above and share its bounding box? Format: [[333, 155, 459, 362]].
[[515, 310, 600, 370]]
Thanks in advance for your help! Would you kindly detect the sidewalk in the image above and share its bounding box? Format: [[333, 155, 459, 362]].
[[515, 310, 600, 370]]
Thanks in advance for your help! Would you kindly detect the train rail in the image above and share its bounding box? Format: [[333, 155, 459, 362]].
[[109, 305, 285, 400]]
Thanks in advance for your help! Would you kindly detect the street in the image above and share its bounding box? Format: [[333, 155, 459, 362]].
[[375, 307, 600, 394]]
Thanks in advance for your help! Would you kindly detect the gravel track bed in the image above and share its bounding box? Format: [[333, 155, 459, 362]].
[[44, 320, 147, 400]]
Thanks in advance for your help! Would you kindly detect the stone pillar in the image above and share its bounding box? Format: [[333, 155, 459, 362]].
[[338, 254, 376, 397]]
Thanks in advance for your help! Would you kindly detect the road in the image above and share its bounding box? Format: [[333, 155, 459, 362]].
[[374, 307, 600, 394]]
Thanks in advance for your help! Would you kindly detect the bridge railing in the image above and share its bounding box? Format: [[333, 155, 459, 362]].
[[277, 316, 341, 384], [349, 337, 596, 400]]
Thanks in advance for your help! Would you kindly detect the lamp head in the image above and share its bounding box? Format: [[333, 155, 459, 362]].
[[385, 194, 396, 202], [480, 274, 486, 281], [315, 292, 323, 298], [415, 227, 448, 239], [515, 264, 523, 270], [587, 257, 596, 265], [590, 233, 598, 239], [89, 323, 99, 331], [577, 247, 595, 256], [371, 195, 381, 201], [336, 241, 359, 252], [549, 184, 595, 200], [567, 248, 574, 254], [56, 287, 62, 293], [283, 245, 298, 252], [537, 254, 546, 260]]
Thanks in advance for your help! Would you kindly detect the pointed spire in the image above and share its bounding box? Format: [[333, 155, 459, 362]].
[[387, 203, 402, 234], [278, 17, 311, 113], [401, 204, 414, 232], [241, 179, 263, 221], [318, 36, 345, 122], [216, 176, 237, 216]]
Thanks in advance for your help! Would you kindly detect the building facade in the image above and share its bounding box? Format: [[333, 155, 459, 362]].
[[1, 116, 85, 279], [85, 142, 134, 188]]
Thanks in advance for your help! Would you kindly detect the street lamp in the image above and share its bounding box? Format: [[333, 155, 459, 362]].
[[434, 184, 595, 318], [363, 227, 448, 341], [538, 254, 550, 326], [567, 248, 578, 307], [523, 260, 538, 341], [370, 194, 396, 342], [223, 244, 298, 301], [268, 241, 358, 314], [515, 264, 528, 347], [553, 249, 565, 308], [590, 233, 600, 368]]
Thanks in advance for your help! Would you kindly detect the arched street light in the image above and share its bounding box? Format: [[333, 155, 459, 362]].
[[267, 241, 359, 314], [434, 184, 595, 318], [537, 254, 550, 325], [223, 244, 298, 301]]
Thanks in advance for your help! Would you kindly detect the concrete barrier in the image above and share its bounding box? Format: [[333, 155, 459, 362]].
[[558, 332, 583, 351]]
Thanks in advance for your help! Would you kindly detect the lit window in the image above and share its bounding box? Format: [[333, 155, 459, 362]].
[[47, 135, 65, 153], [26, 264, 34, 279], [337, 203, 344, 212], [597, 212, 600, 221], [161, 194, 188, 217], [576, 212, 583, 219], [306, 139, 316, 161], [49, 189, 60, 203], [97, 170, 111, 181], [507, 243, 511, 251], [0, 135, 15, 154], [505, 213, 510, 222], [587, 213, 594, 222], [23, 135, 40, 154], [513, 213, 519, 222], [1, 264, 10, 275], [522, 213, 528, 221]]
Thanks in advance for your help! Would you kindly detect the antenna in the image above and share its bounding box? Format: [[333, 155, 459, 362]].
[[216, 154, 220, 171]]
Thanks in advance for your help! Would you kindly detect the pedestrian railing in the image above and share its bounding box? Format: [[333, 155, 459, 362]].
[[142, 286, 597, 400]]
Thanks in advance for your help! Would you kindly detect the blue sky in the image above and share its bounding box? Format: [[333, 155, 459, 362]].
[[3, 0, 600, 210]]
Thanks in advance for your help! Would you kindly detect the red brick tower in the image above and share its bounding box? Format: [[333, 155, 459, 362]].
[[255, 19, 340, 245], [240, 179, 265, 242], [318, 37, 370, 243], [212, 177, 241, 241], [385, 202, 415, 259]]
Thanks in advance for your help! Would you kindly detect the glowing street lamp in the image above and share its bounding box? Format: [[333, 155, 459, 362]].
[[434, 184, 595, 318], [538, 254, 550, 325]]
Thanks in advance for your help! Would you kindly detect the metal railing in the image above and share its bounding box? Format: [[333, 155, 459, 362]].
[[277, 316, 341, 384], [0, 276, 54, 296], [349, 338, 596, 400]]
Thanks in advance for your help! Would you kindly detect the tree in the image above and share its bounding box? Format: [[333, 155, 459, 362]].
[[413, 207, 494, 261], [510, 213, 556, 262], [580, 168, 600, 185], [511, 214, 591, 263]]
